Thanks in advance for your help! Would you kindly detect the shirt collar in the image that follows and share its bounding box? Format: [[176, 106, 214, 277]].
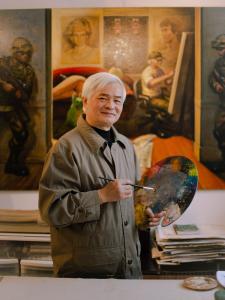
[[77, 114, 127, 153]]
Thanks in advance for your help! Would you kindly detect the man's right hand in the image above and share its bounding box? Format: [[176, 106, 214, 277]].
[[1, 81, 14, 92], [98, 179, 133, 204], [215, 82, 224, 93]]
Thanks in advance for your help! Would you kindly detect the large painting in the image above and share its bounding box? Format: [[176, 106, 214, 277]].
[[1, 7, 224, 190], [0, 9, 51, 190], [52, 8, 194, 138], [197, 8, 225, 182], [52, 7, 225, 190]]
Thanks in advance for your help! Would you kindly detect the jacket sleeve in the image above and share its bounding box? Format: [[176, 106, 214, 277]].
[[38, 141, 101, 228]]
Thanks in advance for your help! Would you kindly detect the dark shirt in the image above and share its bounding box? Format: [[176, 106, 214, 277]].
[[93, 126, 115, 148]]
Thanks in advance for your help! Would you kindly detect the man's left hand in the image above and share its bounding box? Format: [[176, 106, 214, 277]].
[[145, 207, 166, 227]]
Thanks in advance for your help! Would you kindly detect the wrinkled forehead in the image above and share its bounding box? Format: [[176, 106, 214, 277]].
[[90, 82, 124, 98]]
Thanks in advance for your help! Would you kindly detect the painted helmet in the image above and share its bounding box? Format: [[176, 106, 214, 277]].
[[11, 37, 33, 54], [212, 34, 225, 50]]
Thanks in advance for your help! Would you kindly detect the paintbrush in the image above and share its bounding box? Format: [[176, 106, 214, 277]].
[[98, 176, 156, 191]]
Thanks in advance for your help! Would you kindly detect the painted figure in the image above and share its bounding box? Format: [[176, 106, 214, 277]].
[[141, 50, 174, 109], [209, 34, 225, 172], [0, 37, 37, 176], [158, 18, 180, 71], [127, 17, 148, 73], [138, 51, 175, 137], [104, 17, 128, 69], [62, 17, 99, 65], [104, 16, 148, 73]]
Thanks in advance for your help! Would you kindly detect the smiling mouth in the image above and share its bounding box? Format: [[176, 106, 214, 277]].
[[101, 112, 116, 117]]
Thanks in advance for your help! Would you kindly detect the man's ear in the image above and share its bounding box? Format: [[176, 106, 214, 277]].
[[82, 96, 87, 113]]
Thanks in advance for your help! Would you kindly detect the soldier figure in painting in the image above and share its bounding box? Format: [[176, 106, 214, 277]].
[[0, 37, 37, 176], [209, 34, 225, 173]]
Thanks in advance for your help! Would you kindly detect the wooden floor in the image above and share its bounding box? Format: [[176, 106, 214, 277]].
[[151, 136, 225, 190]]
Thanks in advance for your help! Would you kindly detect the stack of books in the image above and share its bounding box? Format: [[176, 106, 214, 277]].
[[0, 258, 19, 276], [0, 209, 52, 277], [20, 241, 53, 277], [152, 223, 225, 275], [0, 209, 50, 234], [20, 259, 53, 277]]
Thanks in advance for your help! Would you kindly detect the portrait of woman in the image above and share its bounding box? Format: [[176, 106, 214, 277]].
[[61, 16, 100, 65]]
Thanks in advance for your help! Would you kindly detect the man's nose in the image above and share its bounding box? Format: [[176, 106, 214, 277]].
[[105, 98, 115, 108]]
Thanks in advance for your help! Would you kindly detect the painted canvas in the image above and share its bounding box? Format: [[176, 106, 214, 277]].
[[61, 16, 100, 65], [47, 7, 225, 190], [198, 8, 225, 182], [52, 8, 194, 137], [0, 9, 51, 190], [103, 16, 149, 73]]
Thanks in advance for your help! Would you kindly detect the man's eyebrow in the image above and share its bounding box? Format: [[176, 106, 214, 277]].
[[99, 93, 122, 99]]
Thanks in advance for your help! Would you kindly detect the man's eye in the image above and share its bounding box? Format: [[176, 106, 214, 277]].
[[98, 97, 107, 101], [115, 99, 122, 104]]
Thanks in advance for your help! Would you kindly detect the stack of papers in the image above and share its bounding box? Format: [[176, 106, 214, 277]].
[[153, 224, 225, 265], [20, 258, 53, 277], [0, 209, 52, 276], [0, 209, 50, 234], [0, 258, 19, 276], [0, 232, 50, 242], [0, 209, 40, 223]]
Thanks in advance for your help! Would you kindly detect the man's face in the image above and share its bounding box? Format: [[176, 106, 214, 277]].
[[148, 57, 163, 68], [70, 21, 89, 47], [217, 48, 225, 57], [14, 50, 32, 64], [160, 25, 176, 43], [71, 30, 88, 47], [83, 82, 124, 130]]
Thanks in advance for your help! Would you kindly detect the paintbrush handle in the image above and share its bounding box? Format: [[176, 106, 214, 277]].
[[98, 177, 155, 191]]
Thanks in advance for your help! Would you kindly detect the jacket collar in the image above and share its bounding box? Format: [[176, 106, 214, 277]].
[[77, 114, 127, 153]]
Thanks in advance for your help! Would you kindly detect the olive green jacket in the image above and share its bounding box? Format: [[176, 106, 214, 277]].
[[39, 115, 142, 278]]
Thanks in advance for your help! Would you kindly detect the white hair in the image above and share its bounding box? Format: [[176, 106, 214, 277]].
[[81, 72, 126, 102]]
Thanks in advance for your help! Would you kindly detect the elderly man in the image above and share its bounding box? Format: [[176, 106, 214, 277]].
[[39, 72, 163, 279]]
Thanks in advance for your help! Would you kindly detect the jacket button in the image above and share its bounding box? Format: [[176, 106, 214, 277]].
[[124, 220, 128, 226], [128, 259, 133, 265]]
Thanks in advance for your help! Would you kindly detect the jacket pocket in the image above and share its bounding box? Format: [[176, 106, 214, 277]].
[[73, 247, 122, 277]]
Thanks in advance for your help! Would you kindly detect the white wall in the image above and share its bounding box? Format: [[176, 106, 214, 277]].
[[0, 191, 38, 210], [0, 0, 224, 226], [178, 190, 225, 225], [1, 0, 225, 9]]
